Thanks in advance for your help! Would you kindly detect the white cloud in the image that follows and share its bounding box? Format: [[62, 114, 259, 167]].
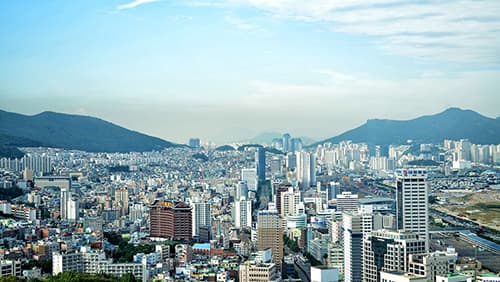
[[117, 0, 159, 10], [225, 16, 259, 30], [207, 0, 500, 64]]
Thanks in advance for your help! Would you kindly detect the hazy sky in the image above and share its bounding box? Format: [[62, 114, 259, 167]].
[[1, 0, 499, 144]]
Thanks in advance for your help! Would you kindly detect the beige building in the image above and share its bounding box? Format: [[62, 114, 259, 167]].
[[257, 210, 283, 266]]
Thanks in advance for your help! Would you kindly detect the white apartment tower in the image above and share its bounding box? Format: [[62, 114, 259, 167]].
[[234, 197, 252, 228]]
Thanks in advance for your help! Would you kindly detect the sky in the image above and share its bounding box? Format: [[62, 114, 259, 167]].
[[1, 0, 499, 144]]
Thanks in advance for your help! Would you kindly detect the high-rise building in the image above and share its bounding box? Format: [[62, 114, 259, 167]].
[[192, 201, 211, 238], [236, 181, 249, 201], [234, 197, 252, 228], [362, 229, 427, 282], [150, 200, 192, 241], [256, 147, 266, 182], [329, 181, 341, 200], [296, 151, 315, 190], [336, 192, 359, 212], [241, 168, 258, 191], [188, 138, 201, 148], [395, 169, 429, 252], [275, 183, 292, 215], [280, 187, 301, 217], [257, 210, 283, 266], [60, 187, 79, 221], [343, 211, 376, 282], [282, 133, 291, 152], [114, 187, 129, 217]]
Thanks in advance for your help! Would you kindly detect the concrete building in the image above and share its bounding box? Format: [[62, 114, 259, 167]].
[[192, 201, 211, 238], [257, 210, 283, 266], [336, 192, 359, 212], [234, 197, 252, 228], [296, 151, 315, 190], [256, 147, 266, 182], [343, 211, 376, 282], [435, 273, 473, 282], [395, 169, 429, 252], [150, 200, 192, 241], [239, 249, 281, 282], [362, 230, 427, 282], [311, 266, 339, 282], [408, 250, 457, 282], [114, 187, 129, 217], [379, 271, 427, 282], [0, 260, 21, 278], [241, 168, 258, 191], [53, 250, 146, 282]]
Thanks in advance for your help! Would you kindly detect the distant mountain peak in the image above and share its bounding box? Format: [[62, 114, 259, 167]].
[[314, 107, 500, 147], [0, 109, 178, 157]]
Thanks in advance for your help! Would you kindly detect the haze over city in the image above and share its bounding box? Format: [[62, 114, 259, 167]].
[[1, 1, 500, 282], [1, 0, 500, 143]]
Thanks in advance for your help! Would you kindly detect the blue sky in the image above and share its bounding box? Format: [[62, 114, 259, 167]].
[[1, 0, 499, 144]]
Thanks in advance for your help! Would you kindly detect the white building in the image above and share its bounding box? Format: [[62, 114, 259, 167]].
[[53, 249, 146, 282], [296, 151, 315, 190], [311, 266, 339, 282], [380, 271, 427, 282], [234, 197, 252, 228], [362, 230, 427, 282], [343, 210, 376, 282], [192, 201, 211, 237], [0, 260, 21, 278], [395, 169, 429, 252], [336, 192, 359, 212], [408, 250, 457, 281], [241, 168, 258, 191]]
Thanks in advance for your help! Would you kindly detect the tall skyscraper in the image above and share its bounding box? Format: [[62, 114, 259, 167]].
[[257, 210, 283, 266], [395, 169, 429, 252], [150, 200, 192, 241], [296, 151, 315, 190], [343, 211, 376, 282], [282, 133, 291, 152], [192, 201, 211, 238], [256, 147, 266, 182]]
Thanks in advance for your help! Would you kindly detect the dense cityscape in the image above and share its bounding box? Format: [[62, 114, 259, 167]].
[[0, 134, 499, 282], [2, 0, 500, 281]]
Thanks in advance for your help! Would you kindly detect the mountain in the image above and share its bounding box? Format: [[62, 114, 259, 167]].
[[315, 108, 500, 147], [0, 110, 177, 157]]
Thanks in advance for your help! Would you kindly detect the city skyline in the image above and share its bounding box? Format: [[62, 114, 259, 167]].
[[1, 0, 500, 143]]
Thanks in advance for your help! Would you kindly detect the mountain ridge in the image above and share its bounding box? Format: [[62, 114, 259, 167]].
[[0, 109, 178, 158], [313, 107, 500, 147]]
